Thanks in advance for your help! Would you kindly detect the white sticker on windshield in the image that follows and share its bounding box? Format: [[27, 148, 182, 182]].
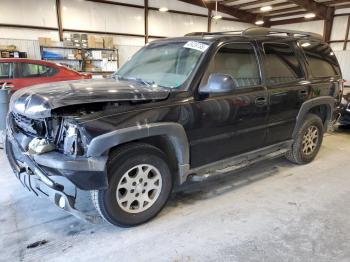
[[184, 41, 209, 52]]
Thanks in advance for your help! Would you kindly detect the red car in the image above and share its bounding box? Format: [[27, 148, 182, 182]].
[[0, 58, 91, 91]]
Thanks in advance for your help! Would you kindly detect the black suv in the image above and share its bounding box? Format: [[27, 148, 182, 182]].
[[5, 28, 343, 227]]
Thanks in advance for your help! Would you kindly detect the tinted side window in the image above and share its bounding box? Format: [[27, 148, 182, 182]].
[[210, 43, 261, 88], [263, 43, 303, 85], [0, 63, 13, 79], [299, 41, 340, 77], [19, 63, 58, 78]]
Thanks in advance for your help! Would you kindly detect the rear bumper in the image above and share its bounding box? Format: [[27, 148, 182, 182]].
[[5, 128, 104, 223], [337, 103, 350, 125]]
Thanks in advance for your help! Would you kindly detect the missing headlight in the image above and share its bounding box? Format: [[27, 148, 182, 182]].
[[63, 124, 83, 156]]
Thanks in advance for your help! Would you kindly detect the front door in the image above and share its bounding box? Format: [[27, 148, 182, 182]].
[[187, 42, 269, 168]]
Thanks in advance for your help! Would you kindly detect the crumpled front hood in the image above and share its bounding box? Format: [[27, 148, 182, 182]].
[[10, 79, 170, 119]]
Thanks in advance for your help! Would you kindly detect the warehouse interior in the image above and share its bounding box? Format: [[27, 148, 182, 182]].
[[1, 0, 350, 261]]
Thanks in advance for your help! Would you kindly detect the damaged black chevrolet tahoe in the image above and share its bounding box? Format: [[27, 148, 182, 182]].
[[5, 28, 343, 227]]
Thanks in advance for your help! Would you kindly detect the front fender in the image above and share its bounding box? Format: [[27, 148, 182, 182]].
[[87, 122, 190, 184]]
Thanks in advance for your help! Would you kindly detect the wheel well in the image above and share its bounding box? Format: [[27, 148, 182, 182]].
[[308, 104, 330, 126], [108, 136, 180, 184]]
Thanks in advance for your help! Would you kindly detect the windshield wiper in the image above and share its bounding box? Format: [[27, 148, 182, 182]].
[[116, 75, 155, 87]]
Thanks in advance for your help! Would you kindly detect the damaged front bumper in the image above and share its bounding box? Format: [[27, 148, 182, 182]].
[[5, 126, 108, 223]]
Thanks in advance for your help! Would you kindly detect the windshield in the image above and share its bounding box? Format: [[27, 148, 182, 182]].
[[115, 41, 210, 89]]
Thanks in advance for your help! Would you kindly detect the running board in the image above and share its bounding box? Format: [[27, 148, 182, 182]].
[[187, 142, 291, 182]]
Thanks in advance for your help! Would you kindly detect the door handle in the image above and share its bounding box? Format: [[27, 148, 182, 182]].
[[255, 97, 267, 106]]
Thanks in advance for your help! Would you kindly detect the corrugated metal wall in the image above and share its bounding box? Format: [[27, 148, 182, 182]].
[[0, 38, 41, 59]]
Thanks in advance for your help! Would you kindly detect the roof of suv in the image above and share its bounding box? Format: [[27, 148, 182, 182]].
[[156, 27, 324, 44]]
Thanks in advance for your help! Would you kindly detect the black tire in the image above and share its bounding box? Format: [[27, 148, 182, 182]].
[[91, 143, 173, 227], [286, 113, 324, 164]]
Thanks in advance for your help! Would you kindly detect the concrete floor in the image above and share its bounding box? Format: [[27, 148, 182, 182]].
[[1, 128, 350, 262]]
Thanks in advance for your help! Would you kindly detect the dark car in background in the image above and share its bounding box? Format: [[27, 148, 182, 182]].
[[338, 86, 350, 125], [0, 58, 91, 91]]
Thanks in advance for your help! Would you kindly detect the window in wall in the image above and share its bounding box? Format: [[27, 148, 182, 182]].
[[18, 63, 58, 78], [299, 41, 340, 77], [209, 43, 261, 88], [0, 63, 13, 79], [263, 43, 303, 85]]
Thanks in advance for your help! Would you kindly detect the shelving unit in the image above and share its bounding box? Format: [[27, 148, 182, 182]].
[[39, 46, 119, 74]]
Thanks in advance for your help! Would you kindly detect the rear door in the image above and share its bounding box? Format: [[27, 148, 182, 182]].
[[260, 41, 308, 145]]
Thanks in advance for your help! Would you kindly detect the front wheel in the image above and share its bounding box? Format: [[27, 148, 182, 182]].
[[286, 113, 324, 164], [91, 143, 173, 227]]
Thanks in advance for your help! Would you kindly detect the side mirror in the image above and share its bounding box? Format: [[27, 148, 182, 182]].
[[199, 73, 236, 94]]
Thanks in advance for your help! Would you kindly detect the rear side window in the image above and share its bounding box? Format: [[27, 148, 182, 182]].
[[263, 43, 303, 85], [0, 62, 13, 79], [18, 63, 58, 78], [208, 43, 261, 88], [299, 41, 340, 77]]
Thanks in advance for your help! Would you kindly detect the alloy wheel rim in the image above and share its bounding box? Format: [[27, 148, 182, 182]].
[[302, 125, 319, 156], [116, 164, 162, 214]]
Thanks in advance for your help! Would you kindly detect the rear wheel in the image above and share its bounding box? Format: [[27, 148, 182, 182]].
[[286, 113, 324, 164], [91, 143, 173, 227]]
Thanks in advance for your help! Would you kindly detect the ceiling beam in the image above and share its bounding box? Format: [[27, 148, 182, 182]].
[[234, 0, 280, 8], [223, 0, 241, 4], [324, 0, 350, 5], [266, 6, 304, 15], [269, 16, 321, 26], [269, 11, 309, 19], [288, 0, 331, 19], [178, 0, 258, 24], [334, 3, 350, 9], [247, 3, 297, 13]]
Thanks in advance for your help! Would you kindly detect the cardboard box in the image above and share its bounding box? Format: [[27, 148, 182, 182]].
[[88, 35, 96, 48], [38, 37, 52, 47], [1, 51, 10, 58], [0, 45, 17, 51], [95, 37, 104, 49], [103, 37, 114, 49], [74, 49, 82, 60], [81, 34, 88, 41]]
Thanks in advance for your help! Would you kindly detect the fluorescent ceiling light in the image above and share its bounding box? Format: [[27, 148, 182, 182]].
[[301, 42, 311, 47], [304, 13, 316, 18], [255, 20, 264, 25], [213, 15, 223, 20], [260, 6, 272, 12], [159, 7, 168, 12]]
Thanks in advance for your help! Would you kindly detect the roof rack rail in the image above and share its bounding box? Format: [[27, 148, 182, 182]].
[[184, 31, 242, 37], [185, 27, 323, 40], [242, 27, 323, 40]]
